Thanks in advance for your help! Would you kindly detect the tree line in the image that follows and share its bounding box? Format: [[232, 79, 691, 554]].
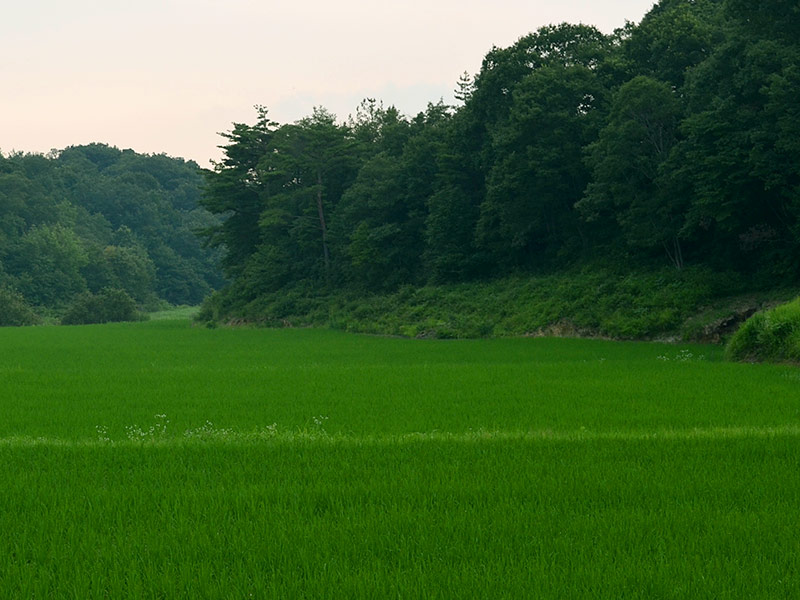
[[0, 143, 223, 320], [201, 0, 799, 315]]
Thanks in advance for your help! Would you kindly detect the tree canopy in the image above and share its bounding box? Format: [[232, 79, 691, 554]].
[[6, 0, 796, 326], [0, 145, 223, 316], [200, 0, 799, 320]]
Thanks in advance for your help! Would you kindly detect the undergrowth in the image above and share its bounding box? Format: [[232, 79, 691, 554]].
[[197, 265, 793, 341]]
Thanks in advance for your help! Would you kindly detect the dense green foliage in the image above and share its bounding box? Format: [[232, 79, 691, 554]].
[[200, 0, 800, 328], [1, 321, 798, 597], [0, 286, 40, 326], [61, 288, 144, 325], [726, 297, 800, 363], [0, 144, 223, 317], [199, 263, 773, 340]]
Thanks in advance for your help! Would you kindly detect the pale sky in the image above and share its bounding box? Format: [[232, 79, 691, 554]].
[[2, 1, 656, 166]]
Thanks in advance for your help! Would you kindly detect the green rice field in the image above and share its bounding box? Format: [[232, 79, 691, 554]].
[[1, 319, 798, 598]]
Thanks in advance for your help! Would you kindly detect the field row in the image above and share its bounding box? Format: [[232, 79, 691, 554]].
[[1, 423, 800, 447]]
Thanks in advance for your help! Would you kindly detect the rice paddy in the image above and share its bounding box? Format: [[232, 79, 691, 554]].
[[1, 319, 798, 598]]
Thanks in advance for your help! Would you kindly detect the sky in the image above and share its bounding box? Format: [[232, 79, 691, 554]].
[[2, 0, 657, 166]]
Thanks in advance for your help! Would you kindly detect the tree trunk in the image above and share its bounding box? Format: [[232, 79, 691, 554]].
[[663, 236, 683, 270]]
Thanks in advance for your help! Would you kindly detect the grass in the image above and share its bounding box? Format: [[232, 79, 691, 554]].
[[1, 319, 798, 598], [147, 305, 201, 321], [727, 297, 800, 363]]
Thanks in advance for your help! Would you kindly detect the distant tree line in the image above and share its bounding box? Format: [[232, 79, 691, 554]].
[[201, 0, 799, 314], [0, 144, 224, 320]]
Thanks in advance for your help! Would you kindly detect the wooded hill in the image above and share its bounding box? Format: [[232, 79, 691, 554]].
[[198, 0, 799, 336], [4, 0, 797, 335], [0, 144, 223, 322]]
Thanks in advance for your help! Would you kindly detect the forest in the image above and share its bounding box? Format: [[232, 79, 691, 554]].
[[197, 0, 799, 333], [0, 144, 223, 324], [2, 0, 798, 336]]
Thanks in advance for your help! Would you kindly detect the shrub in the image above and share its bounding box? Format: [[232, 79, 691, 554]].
[[726, 298, 800, 363], [0, 287, 40, 326], [61, 288, 145, 325]]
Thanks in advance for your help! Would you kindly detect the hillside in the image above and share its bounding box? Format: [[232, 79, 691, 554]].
[[197, 0, 799, 336], [0, 144, 224, 320]]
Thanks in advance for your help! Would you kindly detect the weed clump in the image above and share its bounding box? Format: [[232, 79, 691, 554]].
[[726, 297, 800, 363]]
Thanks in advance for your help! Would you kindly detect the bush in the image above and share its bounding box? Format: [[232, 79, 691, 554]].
[[0, 287, 40, 326], [61, 288, 145, 325], [726, 298, 800, 363]]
